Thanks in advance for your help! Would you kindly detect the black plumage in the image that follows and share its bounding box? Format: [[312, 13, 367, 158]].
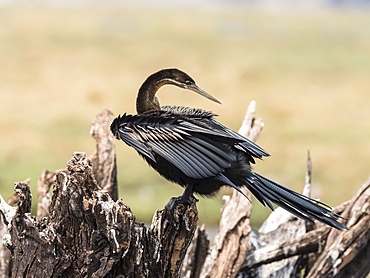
[[111, 68, 347, 230]]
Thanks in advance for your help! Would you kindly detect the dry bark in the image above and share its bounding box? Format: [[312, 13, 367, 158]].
[[180, 225, 209, 278], [1, 152, 197, 278]]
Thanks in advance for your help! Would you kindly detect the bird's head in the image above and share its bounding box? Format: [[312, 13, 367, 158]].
[[137, 68, 221, 114], [156, 68, 221, 104]]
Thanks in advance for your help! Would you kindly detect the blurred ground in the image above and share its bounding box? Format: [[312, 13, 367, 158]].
[[0, 3, 369, 227]]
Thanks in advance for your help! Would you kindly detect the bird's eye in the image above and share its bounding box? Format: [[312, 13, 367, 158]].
[[185, 80, 192, 85]]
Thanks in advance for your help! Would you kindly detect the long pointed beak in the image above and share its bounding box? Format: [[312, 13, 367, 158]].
[[188, 84, 221, 104]]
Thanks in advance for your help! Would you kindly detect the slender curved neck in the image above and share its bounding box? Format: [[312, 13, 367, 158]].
[[136, 73, 172, 114]]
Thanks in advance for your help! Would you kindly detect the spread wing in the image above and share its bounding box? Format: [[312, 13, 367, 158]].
[[111, 111, 268, 180]]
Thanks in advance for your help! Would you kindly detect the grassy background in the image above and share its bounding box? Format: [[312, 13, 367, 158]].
[[0, 4, 369, 227]]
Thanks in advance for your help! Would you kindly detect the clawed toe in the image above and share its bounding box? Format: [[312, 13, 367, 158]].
[[162, 195, 197, 222]]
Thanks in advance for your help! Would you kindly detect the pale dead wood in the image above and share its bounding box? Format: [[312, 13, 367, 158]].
[[36, 169, 65, 220], [200, 100, 264, 278], [200, 191, 252, 278], [242, 226, 328, 269], [238, 171, 369, 278], [89, 108, 118, 201], [0, 186, 20, 278], [36, 108, 117, 221], [241, 150, 313, 277], [306, 177, 370, 278], [303, 150, 312, 197]]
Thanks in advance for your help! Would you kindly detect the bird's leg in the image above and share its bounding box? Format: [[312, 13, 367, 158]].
[[180, 184, 195, 203], [169, 184, 195, 211], [162, 184, 197, 222]]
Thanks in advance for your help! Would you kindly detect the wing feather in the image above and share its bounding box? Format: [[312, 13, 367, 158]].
[[111, 110, 266, 180]]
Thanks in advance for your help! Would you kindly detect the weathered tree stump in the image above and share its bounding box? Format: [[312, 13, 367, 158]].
[[1, 152, 198, 278]]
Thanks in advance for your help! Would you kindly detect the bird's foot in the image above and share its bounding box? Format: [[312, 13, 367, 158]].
[[162, 195, 198, 223]]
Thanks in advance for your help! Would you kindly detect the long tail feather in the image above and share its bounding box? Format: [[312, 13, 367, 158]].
[[215, 174, 251, 201], [244, 172, 348, 230]]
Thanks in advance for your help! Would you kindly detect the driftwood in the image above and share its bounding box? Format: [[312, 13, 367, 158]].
[[0, 103, 369, 278]]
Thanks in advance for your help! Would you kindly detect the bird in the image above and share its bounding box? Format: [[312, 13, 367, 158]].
[[110, 68, 347, 230]]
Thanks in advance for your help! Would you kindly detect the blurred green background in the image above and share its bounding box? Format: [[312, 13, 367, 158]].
[[0, 3, 369, 228]]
